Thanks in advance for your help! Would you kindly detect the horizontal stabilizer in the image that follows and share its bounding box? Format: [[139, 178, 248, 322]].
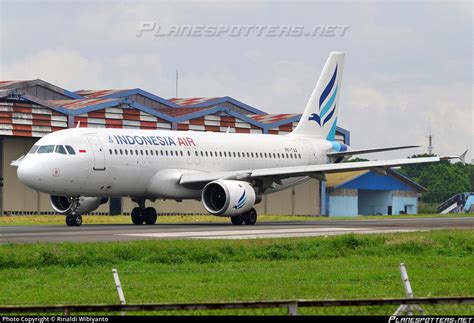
[[327, 145, 420, 158]]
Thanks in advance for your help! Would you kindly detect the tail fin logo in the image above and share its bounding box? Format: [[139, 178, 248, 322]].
[[308, 64, 338, 127]]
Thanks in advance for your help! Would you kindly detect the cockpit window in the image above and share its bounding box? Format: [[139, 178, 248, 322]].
[[55, 145, 67, 154], [65, 145, 75, 155], [37, 145, 55, 154], [28, 145, 39, 154]]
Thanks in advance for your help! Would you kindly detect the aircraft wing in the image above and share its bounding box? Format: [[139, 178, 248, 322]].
[[327, 145, 420, 158], [179, 156, 451, 187]]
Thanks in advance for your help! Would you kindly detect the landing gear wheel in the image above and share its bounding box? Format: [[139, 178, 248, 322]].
[[143, 207, 157, 225], [231, 215, 244, 225], [73, 214, 83, 226], [243, 208, 257, 225], [131, 207, 143, 225], [66, 215, 75, 226]]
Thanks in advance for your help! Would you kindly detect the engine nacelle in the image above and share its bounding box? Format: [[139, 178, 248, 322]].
[[50, 195, 108, 215], [202, 180, 256, 216]]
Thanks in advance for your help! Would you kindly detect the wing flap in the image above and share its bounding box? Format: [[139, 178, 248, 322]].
[[327, 145, 419, 158]]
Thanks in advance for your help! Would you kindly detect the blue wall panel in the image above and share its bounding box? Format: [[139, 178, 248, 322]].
[[328, 196, 358, 217], [392, 196, 418, 215], [339, 172, 414, 191]]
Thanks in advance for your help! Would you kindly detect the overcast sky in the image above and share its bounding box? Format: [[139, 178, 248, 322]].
[[0, 0, 472, 161]]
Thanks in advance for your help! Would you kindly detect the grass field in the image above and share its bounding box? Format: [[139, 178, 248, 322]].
[[0, 213, 472, 226], [0, 230, 472, 315]]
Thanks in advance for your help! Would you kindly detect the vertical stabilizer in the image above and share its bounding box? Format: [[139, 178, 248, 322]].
[[291, 52, 345, 140]]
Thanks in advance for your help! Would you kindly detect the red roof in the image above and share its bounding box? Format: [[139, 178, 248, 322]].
[[168, 97, 219, 106]]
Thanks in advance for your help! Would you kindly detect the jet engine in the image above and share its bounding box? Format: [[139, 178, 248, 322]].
[[50, 195, 108, 215], [201, 180, 257, 216]]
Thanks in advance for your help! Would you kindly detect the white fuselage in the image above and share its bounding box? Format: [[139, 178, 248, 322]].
[[17, 128, 333, 199]]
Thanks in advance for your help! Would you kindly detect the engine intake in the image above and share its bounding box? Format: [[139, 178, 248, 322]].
[[202, 180, 256, 216], [50, 195, 108, 215]]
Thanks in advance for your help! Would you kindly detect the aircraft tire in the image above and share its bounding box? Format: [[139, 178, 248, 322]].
[[144, 207, 157, 225], [73, 214, 83, 226], [66, 215, 75, 226], [131, 207, 143, 225], [243, 208, 257, 225], [230, 215, 244, 225]]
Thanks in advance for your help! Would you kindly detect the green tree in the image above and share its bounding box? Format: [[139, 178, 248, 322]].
[[399, 153, 439, 182], [418, 163, 470, 203]]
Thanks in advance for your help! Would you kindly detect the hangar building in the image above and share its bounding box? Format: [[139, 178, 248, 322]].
[[0, 79, 351, 217], [324, 169, 425, 216]]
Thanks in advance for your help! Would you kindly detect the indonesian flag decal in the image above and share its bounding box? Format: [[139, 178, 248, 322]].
[[79, 149, 87, 153]]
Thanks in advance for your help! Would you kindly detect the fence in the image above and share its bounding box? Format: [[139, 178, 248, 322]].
[[0, 297, 473, 316]]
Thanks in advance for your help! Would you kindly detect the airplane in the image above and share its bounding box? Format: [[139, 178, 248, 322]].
[[11, 52, 462, 226]]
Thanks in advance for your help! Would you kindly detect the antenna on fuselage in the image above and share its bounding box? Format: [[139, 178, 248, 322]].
[[76, 121, 81, 128]]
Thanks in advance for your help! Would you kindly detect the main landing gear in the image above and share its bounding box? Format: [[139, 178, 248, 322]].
[[66, 213, 83, 227], [230, 208, 257, 225], [131, 198, 157, 225]]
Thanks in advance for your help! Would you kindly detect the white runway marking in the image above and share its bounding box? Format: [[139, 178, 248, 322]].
[[117, 227, 427, 240]]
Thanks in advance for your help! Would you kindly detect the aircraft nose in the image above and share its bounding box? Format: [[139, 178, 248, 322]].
[[17, 159, 40, 189]]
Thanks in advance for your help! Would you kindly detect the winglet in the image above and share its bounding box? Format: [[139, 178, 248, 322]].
[[10, 155, 25, 167], [458, 150, 469, 164], [440, 149, 469, 164]]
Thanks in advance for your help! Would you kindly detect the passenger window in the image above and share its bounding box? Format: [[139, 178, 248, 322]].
[[145, 150, 148, 156], [65, 145, 76, 155], [161, 150, 164, 156], [150, 150, 153, 156], [237, 152, 240, 158], [120, 149, 123, 155], [165, 151, 168, 156], [180, 151, 183, 156], [201, 151, 204, 157], [108, 149, 112, 155], [195, 151, 198, 156], [130, 150, 134, 155], [114, 149, 118, 155], [219, 152, 222, 157], [210, 151, 213, 157], [55, 145, 67, 154], [233, 152, 236, 157], [37, 145, 55, 154], [28, 145, 39, 154], [140, 150, 144, 155]]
